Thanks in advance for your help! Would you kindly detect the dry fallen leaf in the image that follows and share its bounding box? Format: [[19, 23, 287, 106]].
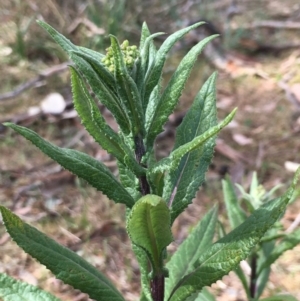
[[232, 133, 253, 145]]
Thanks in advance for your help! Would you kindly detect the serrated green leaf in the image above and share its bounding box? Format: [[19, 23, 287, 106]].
[[70, 67, 145, 177], [110, 35, 145, 136], [144, 22, 205, 106], [146, 34, 218, 147], [77, 46, 105, 60], [4, 123, 135, 208], [258, 227, 300, 275], [150, 108, 236, 177], [165, 206, 218, 300], [167, 169, 300, 301], [37, 20, 76, 53], [140, 22, 152, 50], [70, 50, 116, 93], [162, 73, 218, 221], [117, 161, 141, 201], [127, 195, 173, 273], [186, 288, 216, 301], [222, 175, 247, 229], [69, 51, 131, 135], [0, 272, 62, 301], [132, 244, 153, 301], [0, 207, 125, 301]]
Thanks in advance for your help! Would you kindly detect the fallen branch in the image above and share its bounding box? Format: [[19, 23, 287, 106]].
[[0, 62, 70, 101], [246, 20, 300, 30]]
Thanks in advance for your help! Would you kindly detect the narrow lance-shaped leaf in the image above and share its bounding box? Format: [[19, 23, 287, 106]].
[[149, 108, 236, 176], [185, 288, 216, 301], [37, 20, 76, 53], [222, 176, 247, 229], [127, 195, 173, 274], [258, 227, 300, 275], [162, 73, 218, 220], [69, 52, 132, 135], [110, 35, 145, 136], [71, 50, 116, 94], [146, 34, 218, 148], [70, 67, 145, 177], [0, 272, 63, 301], [144, 22, 205, 105], [0, 207, 125, 301], [165, 206, 218, 300], [138, 33, 164, 108], [4, 123, 135, 208], [168, 168, 300, 301], [77, 46, 105, 60], [132, 244, 153, 301]]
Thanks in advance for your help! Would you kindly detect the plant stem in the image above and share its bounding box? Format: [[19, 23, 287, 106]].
[[134, 135, 150, 195], [150, 274, 164, 301], [250, 253, 257, 299]]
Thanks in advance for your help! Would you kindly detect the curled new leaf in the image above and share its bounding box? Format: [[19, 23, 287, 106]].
[[127, 195, 173, 274]]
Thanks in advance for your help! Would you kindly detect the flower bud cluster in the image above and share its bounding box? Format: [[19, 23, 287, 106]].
[[102, 40, 139, 73]]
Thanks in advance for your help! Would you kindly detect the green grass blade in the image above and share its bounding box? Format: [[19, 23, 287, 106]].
[[70, 67, 144, 177], [167, 169, 300, 301], [144, 22, 205, 106], [165, 206, 218, 300], [162, 73, 218, 220], [222, 176, 247, 228], [0, 208, 125, 301], [69, 52, 131, 135], [0, 272, 63, 301], [110, 35, 145, 136], [4, 123, 135, 208], [127, 195, 173, 272], [145, 34, 218, 147]]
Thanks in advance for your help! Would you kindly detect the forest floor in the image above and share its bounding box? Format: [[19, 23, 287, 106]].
[[1, 1, 300, 300]]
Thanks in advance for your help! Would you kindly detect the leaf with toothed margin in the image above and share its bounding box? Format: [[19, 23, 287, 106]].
[[70, 66, 145, 177], [0, 207, 125, 301], [0, 272, 63, 301], [69, 51, 132, 135], [162, 73, 218, 222], [143, 22, 206, 107], [148, 109, 236, 187], [165, 206, 218, 301], [110, 35, 145, 136], [4, 123, 135, 208], [37, 20, 76, 53], [145, 34, 218, 148], [70, 50, 116, 93], [167, 169, 300, 301]]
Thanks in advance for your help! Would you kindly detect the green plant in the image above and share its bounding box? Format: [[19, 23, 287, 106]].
[[221, 173, 300, 301], [0, 20, 299, 301]]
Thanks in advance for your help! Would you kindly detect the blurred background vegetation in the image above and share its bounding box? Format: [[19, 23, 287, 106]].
[[0, 1, 300, 300]]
